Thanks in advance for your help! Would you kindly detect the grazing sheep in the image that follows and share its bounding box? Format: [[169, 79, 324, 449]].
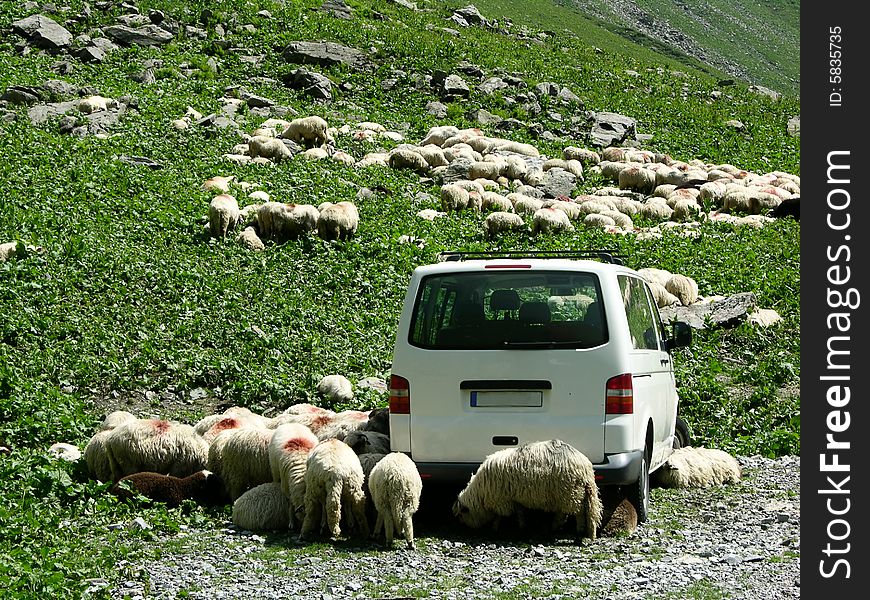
[[599, 210, 634, 230], [111, 469, 228, 508], [511, 195, 544, 216], [648, 281, 680, 308], [563, 146, 600, 165], [313, 410, 370, 442], [440, 184, 472, 212], [236, 226, 265, 251], [481, 192, 513, 213], [300, 439, 369, 540], [317, 375, 354, 404], [452, 439, 602, 541], [201, 175, 234, 193], [584, 213, 616, 229], [618, 166, 656, 194], [0, 241, 27, 262], [360, 407, 390, 436], [543, 199, 582, 221], [196, 409, 266, 443], [256, 202, 318, 241], [484, 211, 525, 237], [280, 115, 330, 148], [207, 427, 275, 501], [388, 148, 430, 174], [232, 482, 291, 531], [664, 274, 699, 306], [344, 430, 391, 456], [248, 135, 293, 163], [317, 201, 359, 241], [543, 158, 583, 179], [639, 200, 673, 221], [653, 447, 741, 488], [104, 419, 209, 482], [369, 452, 423, 549], [469, 161, 503, 181], [599, 497, 639, 537], [502, 155, 528, 180], [48, 442, 81, 462], [283, 403, 336, 417], [208, 194, 241, 237], [268, 423, 319, 529], [415, 145, 449, 168], [672, 198, 700, 221], [637, 268, 673, 288], [531, 207, 574, 236]]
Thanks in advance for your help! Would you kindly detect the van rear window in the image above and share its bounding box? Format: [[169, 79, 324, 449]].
[[409, 271, 608, 349]]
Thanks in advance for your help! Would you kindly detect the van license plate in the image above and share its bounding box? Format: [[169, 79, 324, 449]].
[[470, 391, 543, 407]]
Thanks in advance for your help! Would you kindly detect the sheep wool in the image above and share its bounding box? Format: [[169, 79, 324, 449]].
[[318, 373, 355, 406], [248, 135, 293, 163], [440, 184, 471, 213], [388, 148, 430, 174], [653, 447, 741, 488], [232, 482, 291, 531], [562, 146, 600, 165], [648, 281, 680, 308], [257, 202, 319, 242], [268, 423, 319, 529], [111, 469, 228, 508], [369, 452, 423, 549], [280, 115, 330, 148], [664, 274, 699, 306], [618, 166, 657, 194], [104, 419, 209, 482], [481, 192, 513, 213], [600, 497, 639, 537], [531, 207, 574, 236], [453, 439, 603, 540], [300, 439, 369, 540], [207, 427, 275, 501], [317, 201, 359, 241], [208, 194, 241, 238], [584, 213, 616, 229], [484, 212, 525, 238], [78, 95, 116, 114], [236, 226, 265, 251]]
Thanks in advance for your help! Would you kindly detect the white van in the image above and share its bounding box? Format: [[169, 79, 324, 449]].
[[388, 251, 691, 521]]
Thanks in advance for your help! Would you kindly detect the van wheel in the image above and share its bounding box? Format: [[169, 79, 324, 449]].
[[626, 451, 650, 523], [674, 416, 691, 449]]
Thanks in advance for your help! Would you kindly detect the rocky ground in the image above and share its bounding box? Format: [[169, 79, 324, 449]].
[[102, 455, 799, 600]]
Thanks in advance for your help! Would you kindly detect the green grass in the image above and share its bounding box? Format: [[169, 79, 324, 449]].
[[0, 0, 798, 596]]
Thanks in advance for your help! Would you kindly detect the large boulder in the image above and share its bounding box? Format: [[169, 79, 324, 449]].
[[282, 41, 369, 69], [11, 15, 72, 50]]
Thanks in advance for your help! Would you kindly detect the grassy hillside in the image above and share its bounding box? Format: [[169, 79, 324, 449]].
[[0, 0, 798, 595]]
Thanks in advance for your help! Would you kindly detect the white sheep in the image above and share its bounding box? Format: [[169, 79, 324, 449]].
[[618, 165, 656, 194], [584, 213, 616, 229], [415, 145, 449, 168], [236, 226, 265, 251], [83, 411, 138, 482], [484, 211, 525, 237], [510, 195, 544, 216], [313, 410, 370, 442], [452, 439, 602, 541], [280, 115, 330, 148], [648, 281, 680, 308], [653, 447, 741, 488], [636, 267, 673, 288], [481, 192, 513, 213], [317, 201, 359, 241], [440, 184, 471, 212], [207, 427, 275, 501], [300, 439, 369, 540], [77, 95, 117, 114], [543, 158, 583, 179], [343, 430, 391, 456], [104, 418, 209, 482], [201, 175, 235, 193], [248, 135, 293, 163], [195, 408, 267, 443], [563, 146, 600, 165], [531, 207, 574, 236], [232, 482, 291, 530], [268, 423, 319, 529], [208, 194, 241, 237], [388, 148, 430, 174], [317, 374, 354, 404], [599, 210, 634, 230], [420, 125, 461, 147], [665, 274, 699, 306], [369, 452, 423, 549], [256, 202, 319, 241], [639, 200, 673, 220]]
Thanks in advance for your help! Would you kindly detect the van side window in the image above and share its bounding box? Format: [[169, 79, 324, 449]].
[[618, 276, 660, 351]]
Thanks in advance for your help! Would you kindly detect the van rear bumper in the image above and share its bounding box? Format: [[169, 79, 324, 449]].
[[413, 450, 643, 486]]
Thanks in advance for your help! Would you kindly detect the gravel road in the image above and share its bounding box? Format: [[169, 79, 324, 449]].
[[106, 455, 799, 600]]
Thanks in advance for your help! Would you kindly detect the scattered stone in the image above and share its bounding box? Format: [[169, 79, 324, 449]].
[[659, 292, 758, 329], [388, 0, 418, 9], [787, 116, 800, 137], [11, 14, 73, 50], [282, 41, 369, 69], [103, 24, 174, 46], [589, 111, 637, 147], [468, 108, 502, 126], [425, 101, 447, 118], [452, 5, 488, 27], [439, 74, 470, 99], [724, 119, 745, 130], [319, 0, 353, 20], [748, 85, 781, 101], [2, 86, 41, 105], [479, 76, 508, 95], [538, 168, 578, 199], [282, 68, 333, 101], [117, 155, 164, 170], [73, 46, 107, 63]]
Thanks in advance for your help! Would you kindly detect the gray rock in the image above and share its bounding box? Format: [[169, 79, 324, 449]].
[[453, 5, 488, 27], [11, 14, 72, 50], [282, 68, 333, 101], [438, 157, 474, 184], [117, 155, 163, 170], [52, 61, 73, 75], [495, 118, 524, 131], [28, 100, 77, 125], [537, 168, 578, 199], [787, 116, 800, 137], [425, 101, 447, 118], [479, 77, 508, 95], [556, 87, 582, 105], [457, 61, 484, 79], [130, 68, 156, 84], [748, 85, 781, 101], [534, 81, 560, 97], [320, 0, 353, 20], [115, 14, 151, 27], [184, 25, 208, 39], [41, 79, 76, 99], [659, 293, 758, 329], [589, 111, 637, 147], [73, 46, 106, 63], [282, 41, 369, 69], [467, 108, 502, 126], [239, 91, 274, 109], [725, 119, 745, 130], [439, 74, 470, 99], [2, 86, 41, 105], [388, 0, 418, 9], [103, 24, 174, 46]]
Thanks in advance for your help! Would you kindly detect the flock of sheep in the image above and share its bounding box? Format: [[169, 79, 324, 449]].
[[62, 367, 742, 549], [193, 113, 799, 253]]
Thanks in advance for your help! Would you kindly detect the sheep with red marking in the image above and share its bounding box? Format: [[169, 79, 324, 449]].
[[268, 423, 319, 529], [452, 439, 602, 541], [104, 418, 209, 482], [317, 201, 359, 241], [300, 439, 369, 540], [84, 410, 138, 482]]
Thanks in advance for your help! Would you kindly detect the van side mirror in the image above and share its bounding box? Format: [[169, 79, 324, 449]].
[[663, 321, 692, 351]]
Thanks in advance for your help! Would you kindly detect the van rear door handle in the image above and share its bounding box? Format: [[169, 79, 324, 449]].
[[661, 358, 670, 365]]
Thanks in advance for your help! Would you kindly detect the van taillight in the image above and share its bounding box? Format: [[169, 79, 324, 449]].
[[389, 375, 410, 414], [605, 373, 633, 414]]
